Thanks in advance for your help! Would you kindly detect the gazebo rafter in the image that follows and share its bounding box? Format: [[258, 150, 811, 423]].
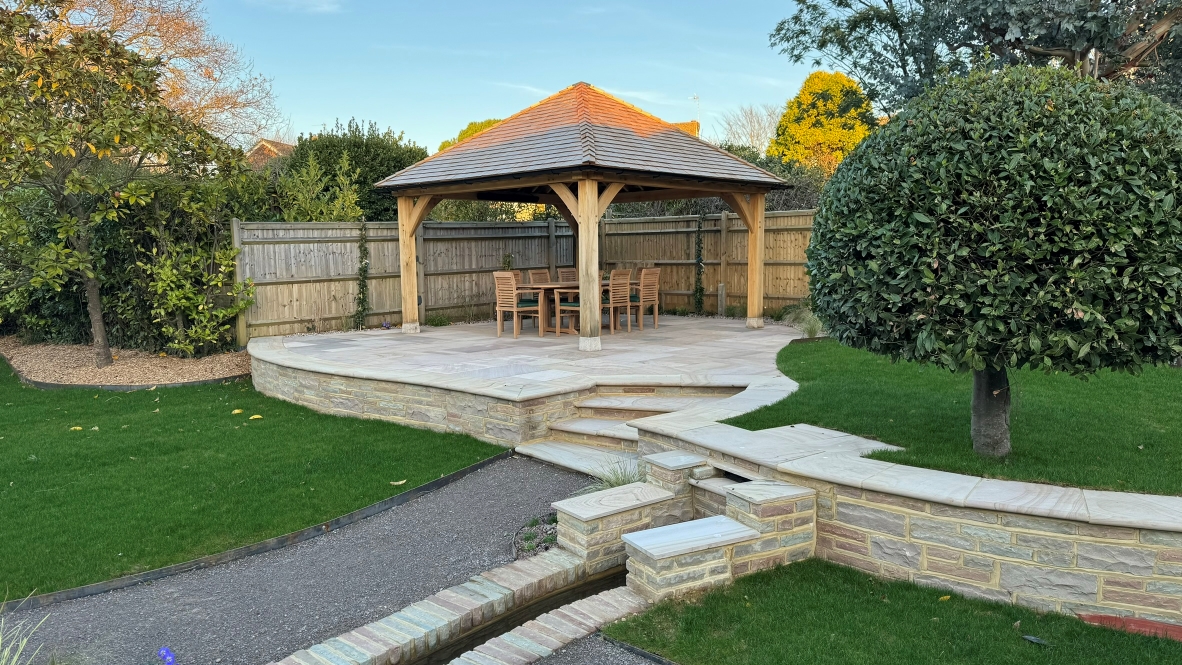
[[376, 82, 791, 350]]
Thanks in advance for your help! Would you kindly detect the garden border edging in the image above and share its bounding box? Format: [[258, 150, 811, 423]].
[[0, 449, 514, 615]]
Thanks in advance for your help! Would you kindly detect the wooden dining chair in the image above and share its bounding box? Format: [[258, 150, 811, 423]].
[[633, 267, 660, 329], [603, 268, 635, 333], [557, 267, 577, 282], [493, 271, 541, 338], [528, 268, 552, 285], [510, 269, 524, 284], [553, 288, 580, 336]]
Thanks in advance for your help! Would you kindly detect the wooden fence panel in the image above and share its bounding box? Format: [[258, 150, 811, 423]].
[[234, 210, 812, 342]]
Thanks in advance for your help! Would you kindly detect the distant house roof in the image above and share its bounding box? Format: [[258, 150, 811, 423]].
[[375, 83, 786, 195], [244, 139, 294, 169]]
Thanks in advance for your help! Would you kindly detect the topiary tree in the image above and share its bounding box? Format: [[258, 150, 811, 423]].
[[809, 65, 1182, 457]]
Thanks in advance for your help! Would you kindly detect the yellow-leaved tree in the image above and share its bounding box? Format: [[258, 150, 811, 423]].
[[767, 71, 876, 174]]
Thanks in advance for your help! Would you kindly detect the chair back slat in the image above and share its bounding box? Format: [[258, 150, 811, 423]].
[[509, 270, 523, 284], [557, 267, 577, 282], [609, 269, 632, 305], [493, 271, 519, 309], [639, 267, 660, 300], [528, 269, 552, 285]]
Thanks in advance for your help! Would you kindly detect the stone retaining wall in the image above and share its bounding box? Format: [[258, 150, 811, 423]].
[[636, 428, 1182, 628], [251, 357, 588, 446], [787, 479, 1182, 626]]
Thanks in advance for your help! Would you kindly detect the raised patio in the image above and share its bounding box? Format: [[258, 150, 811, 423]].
[[248, 316, 802, 457]]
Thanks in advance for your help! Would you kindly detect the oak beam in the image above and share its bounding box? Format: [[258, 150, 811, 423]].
[[396, 195, 439, 333], [577, 179, 601, 350], [721, 192, 766, 329]]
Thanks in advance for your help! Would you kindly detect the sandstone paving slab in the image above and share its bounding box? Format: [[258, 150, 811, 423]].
[[622, 515, 759, 560], [552, 482, 674, 521]]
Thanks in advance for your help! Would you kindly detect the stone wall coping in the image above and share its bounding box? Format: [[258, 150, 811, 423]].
[[643, 451, 707, 470], [551, 482, 674, 522], [726, 480, 815, 504], [689, 477, 745, 496], [622, 515, 759, 559], [636, 420, 1182, 534]]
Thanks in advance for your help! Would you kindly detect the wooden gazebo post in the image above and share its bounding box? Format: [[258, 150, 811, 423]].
[[722, 192, 767, 329], [550, 179, 624, 351], [397, 195, 440, 333]]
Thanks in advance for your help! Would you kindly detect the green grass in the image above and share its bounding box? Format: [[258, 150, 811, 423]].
[[0, 361, 501, 597], [605, 559, 1182, 665], [726, 340, 1182, 496]]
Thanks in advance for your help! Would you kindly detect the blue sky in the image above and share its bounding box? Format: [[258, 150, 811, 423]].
[[204, 1, 814, 151]]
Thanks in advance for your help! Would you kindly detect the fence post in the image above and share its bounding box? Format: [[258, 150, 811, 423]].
[[231, 218, 249, 348], [547, 218, 557, 276], [415, 223, 427, 323], [718, 212, 729, 316]]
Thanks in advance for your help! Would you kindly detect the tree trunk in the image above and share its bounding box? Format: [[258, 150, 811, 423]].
[[971, 367, 1011, 457], [84, 275, 114, 368]]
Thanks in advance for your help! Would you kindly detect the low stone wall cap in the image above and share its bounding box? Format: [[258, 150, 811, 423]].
[[643, 450, 707, 470], [622, 515, 759, 560], [727, 480, 815, 504], [551, 482, 674, 522]]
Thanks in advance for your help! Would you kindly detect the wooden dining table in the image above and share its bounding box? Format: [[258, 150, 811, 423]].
[[516, 279, 639, 336]]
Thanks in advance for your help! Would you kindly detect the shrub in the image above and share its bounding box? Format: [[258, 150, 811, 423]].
[[424, 313, 451, 327], [810, 65, 1182, 456]]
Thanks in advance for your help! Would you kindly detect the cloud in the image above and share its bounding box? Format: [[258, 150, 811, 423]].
[[248, 0, 343, 13], [602, 87, 680, 107]]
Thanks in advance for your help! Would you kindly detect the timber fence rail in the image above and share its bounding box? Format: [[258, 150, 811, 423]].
[[232, 210, 813, 341]]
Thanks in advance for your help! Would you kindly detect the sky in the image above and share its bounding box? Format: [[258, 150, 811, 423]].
[[203, 1, 815, 152]]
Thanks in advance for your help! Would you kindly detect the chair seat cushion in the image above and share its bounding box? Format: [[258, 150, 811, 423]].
[[629, 295, 641, 302], [517, 299, 539, 307], [559, 301, 581, 308]]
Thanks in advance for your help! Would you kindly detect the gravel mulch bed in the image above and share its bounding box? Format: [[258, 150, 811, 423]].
[[12, 456, 590, 665], [0, 336, 250, 386], [514, 511, 559, 558]]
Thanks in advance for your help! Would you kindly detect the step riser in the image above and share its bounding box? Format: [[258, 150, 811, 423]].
[[595, 386, 742, 398], [549, 429, 637, 451], [576, 407, 667, 419]]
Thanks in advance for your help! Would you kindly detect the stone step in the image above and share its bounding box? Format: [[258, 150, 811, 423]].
[[515, 441, 639, 480], [548, 417, 638, 449], [447, 587, 648, 665], [575, 395, 726, 419]]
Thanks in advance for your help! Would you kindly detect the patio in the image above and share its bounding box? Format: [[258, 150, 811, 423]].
[[248, 316, 803, 455]]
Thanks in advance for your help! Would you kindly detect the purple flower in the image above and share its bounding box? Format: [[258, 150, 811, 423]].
[[158, 646, 176, 665]]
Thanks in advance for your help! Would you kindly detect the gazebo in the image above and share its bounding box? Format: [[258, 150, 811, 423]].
[[376, 82, 790, 351]]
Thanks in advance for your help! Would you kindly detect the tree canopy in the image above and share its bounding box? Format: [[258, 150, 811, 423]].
[[437, 118, 500, 153], [286, 119, 427, 221], [772, 1, 1182, 113], [767, 71, 875, 174], [0, 0, 242, 365], [809, 65, 1182, 455]]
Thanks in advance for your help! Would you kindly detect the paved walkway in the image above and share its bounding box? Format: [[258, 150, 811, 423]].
[[251, 316, 800, 402], [15, 457, 589, 665]]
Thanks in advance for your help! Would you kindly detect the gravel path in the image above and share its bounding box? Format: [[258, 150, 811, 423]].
[[541, 635, 660, 665], [13, 456, 591, 665]]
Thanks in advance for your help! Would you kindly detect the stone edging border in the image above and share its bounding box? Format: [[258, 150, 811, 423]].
[[0, 449, 514, 616], [0, 347, 251, 392], [597, 634, 681, 665]]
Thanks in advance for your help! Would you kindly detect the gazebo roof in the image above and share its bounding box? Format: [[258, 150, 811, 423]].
[[375, 83, 788, 198]]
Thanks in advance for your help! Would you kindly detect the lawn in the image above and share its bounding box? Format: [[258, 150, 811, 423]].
[[726, 340, 1182, 496], [0, 361, 501, 597], [604, 559, 1182, 665]]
